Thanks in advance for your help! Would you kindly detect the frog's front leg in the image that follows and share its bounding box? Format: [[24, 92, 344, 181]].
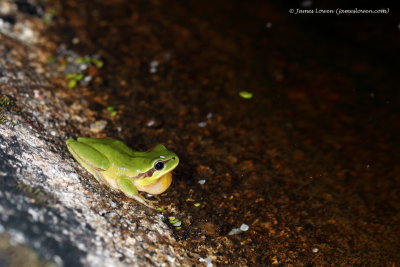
[[116, 176, 155, 208]]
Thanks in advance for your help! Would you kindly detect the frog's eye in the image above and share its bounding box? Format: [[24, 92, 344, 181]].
[[154, 161, 165, 171]]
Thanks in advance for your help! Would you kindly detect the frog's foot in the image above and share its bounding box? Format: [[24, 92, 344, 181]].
[[131, 194, 156, 209], [143, 193, 161, 202]]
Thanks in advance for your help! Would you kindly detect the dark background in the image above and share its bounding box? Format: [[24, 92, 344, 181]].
[[49, 0, 400, 265]]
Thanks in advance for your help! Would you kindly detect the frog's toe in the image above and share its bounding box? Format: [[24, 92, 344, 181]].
[[131, 194, 156, 209]]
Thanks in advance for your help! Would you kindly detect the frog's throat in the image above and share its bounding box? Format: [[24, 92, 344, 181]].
[[136, 172, 172, 195], [134, 170, 169, 186]]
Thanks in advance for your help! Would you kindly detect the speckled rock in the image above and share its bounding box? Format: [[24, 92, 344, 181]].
[[0, 4, 195, 266]]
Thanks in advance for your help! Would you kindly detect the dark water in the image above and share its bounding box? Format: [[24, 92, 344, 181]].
[[52, 0, 400, 265]]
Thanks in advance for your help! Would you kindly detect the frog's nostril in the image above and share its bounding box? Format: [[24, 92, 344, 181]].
[[172, 157, 176, 160]]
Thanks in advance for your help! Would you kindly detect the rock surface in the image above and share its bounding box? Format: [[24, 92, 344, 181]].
[[0, 3, 194, 266], [1, 0, 399, 266]]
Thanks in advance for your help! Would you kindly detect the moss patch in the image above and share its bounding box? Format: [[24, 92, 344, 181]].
[[0, 95, 19, 126], [15, 183, 54, 206], [0, 233, 55, 267]]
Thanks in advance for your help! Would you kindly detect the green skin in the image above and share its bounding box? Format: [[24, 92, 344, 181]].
[[66, 137, 179, 208]]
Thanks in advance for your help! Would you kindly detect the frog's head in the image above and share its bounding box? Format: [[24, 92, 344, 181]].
[[133, 144, 179, 195]]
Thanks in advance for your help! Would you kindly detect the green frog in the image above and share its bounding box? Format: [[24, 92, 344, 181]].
[[66, 137, 179, 207]]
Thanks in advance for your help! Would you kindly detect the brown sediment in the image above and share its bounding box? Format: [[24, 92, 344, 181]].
[[52, 0, 400, 265]]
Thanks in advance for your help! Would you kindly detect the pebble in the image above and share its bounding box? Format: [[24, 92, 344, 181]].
[[199, 257, 213, 267], [90, 120, 107, 133], [240, 224, 249, 231], [198, 121, 207, 127]]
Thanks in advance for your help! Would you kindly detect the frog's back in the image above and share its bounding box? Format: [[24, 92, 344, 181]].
[[77, 137, 136, 157]]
